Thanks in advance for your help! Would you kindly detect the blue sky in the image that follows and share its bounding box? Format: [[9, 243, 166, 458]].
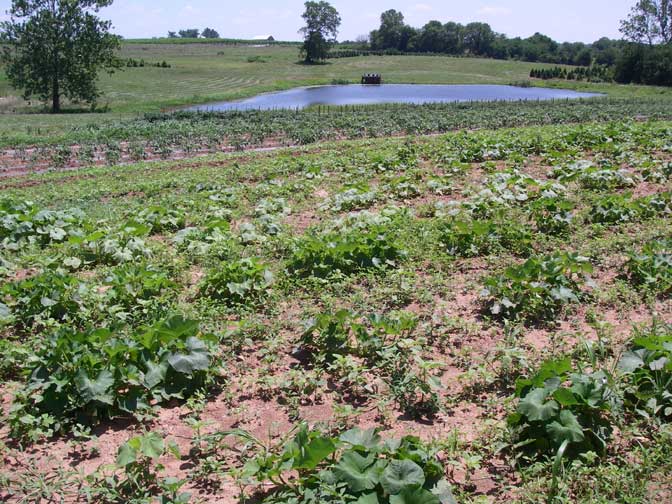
[[0, 1, 634, 43]]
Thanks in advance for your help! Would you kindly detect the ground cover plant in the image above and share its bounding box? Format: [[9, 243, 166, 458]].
[[0, 119, 671, 503]]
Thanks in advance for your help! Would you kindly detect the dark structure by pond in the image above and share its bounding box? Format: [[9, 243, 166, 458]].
[[362, 74, 382, 85]]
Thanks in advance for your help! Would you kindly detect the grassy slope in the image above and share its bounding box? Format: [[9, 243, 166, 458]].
[[1, 43, 670, 140]]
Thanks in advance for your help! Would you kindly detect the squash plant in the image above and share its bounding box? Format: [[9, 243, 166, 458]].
[[508, 358, 616, 463], [481, 252, 593, 323], [10, 316, 219, 438], [438, 218, 532, 258], [625, 238, 671, 296], [228, 424, 456, 504], [618, 323, 672, 423], [199, 257, 273, 306], [289, 225, 405, 278]]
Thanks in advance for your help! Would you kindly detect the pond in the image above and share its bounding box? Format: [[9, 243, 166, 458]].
[[189, 84, 602, 112]]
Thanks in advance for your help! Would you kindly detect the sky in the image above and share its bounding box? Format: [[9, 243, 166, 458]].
[[0, 1, 635, 43]]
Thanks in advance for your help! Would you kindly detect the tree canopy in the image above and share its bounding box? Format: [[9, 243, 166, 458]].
[[620, 0, 672, 44], [201, 27, 220, 39], [0, 0, 121, 113], [299, 1, 341, 63]]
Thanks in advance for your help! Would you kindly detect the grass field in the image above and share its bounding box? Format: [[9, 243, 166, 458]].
[[1, 43, 671, 142]]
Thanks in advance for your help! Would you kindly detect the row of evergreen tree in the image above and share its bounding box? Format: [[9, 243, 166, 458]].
[[529, 65, 613, 83]]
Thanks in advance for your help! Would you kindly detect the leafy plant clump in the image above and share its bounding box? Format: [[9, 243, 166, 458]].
[[10, 316, 218, 438], [481, 252, 594, 323], [229, 424, 455, 504], [199, 257, 273, 306], [289, 225, 406, 278], [625, 238, 671, 296], [0, 200, 86, 251], [528, 197, 575, 235], [1, 270, 85, 330], [438, 218, 532, 257], [302, 310, 442, 418], [618, 322, 672, 423], [508, 358, 616, 462]]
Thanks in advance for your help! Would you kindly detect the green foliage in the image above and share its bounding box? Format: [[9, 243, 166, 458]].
[[438, 218, 532, 257], [299, 1, 341, 63], [228, 424, 454, 504], [589, 192, 672, 225], [289, 225, 405, 278], [99, 263, 178, 323], [199, 258, 273, 306], [508, 358, 615, 462], [0, 0, 122, 112], [618, 322, 672, 423], [69, 223, 153, 266], [0, 200, 86, 251], [87, 431, 189, 503], [10, 316, 218, 437], [302, 310, 442, 417], [625, 238, 672, 296], [1, 270, 85, 330], [481, 252, 594, 323], [529, 196, 575, 235]]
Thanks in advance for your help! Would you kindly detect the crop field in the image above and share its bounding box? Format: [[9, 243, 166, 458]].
[[1, 118, 671, 503]]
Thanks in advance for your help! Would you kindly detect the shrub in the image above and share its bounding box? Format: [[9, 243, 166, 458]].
[[481, 252, 593, 323], [625, 239, 671, 296], [508, 358, 615, 462], [10, 316, 218, 437], [289, 225, 405, 278], [199, 258, 273, 306], [618, 322, 672, 423]]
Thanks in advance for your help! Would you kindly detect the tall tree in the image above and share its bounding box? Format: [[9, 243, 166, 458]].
[[178, 28, 199, 38], [370, 9, 407, 50], [0, 0, 121, 113], [621, 0, 672, 44], [201, 27, 219, 39], [463, 22, 496, 56], [299, 1, 341, 63]]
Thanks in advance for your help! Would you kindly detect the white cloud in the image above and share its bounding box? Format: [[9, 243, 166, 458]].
[[412, 3, 433, 12], [477, 6, 513, 17]]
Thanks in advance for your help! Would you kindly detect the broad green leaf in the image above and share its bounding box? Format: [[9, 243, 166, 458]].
[[618, 350, 646, 373], [431, 479, 458, 504], [168, 337, 210, 374], [517, 388, 559, 422], [340, 427, 381, 450], [293, 435, 336, 470], [144, 361, 168, 389], [75, 370, 114, 405], [546, 410, 585, 445], [380, 459, 425, 495], [140, 432, 165, 460], [332, 451, 378, 492], [116, 441, 138, 467], [390, 487, 440, 504], [355, 493, 379, 504]]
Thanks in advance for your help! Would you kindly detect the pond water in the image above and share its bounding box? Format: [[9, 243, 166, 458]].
[[189, 84, 602, 112]]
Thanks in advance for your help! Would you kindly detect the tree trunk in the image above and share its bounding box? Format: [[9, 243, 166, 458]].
[[52, 78, 60, 114]]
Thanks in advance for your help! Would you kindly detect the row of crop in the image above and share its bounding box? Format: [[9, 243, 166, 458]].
[[4, 98, 672, 165]]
